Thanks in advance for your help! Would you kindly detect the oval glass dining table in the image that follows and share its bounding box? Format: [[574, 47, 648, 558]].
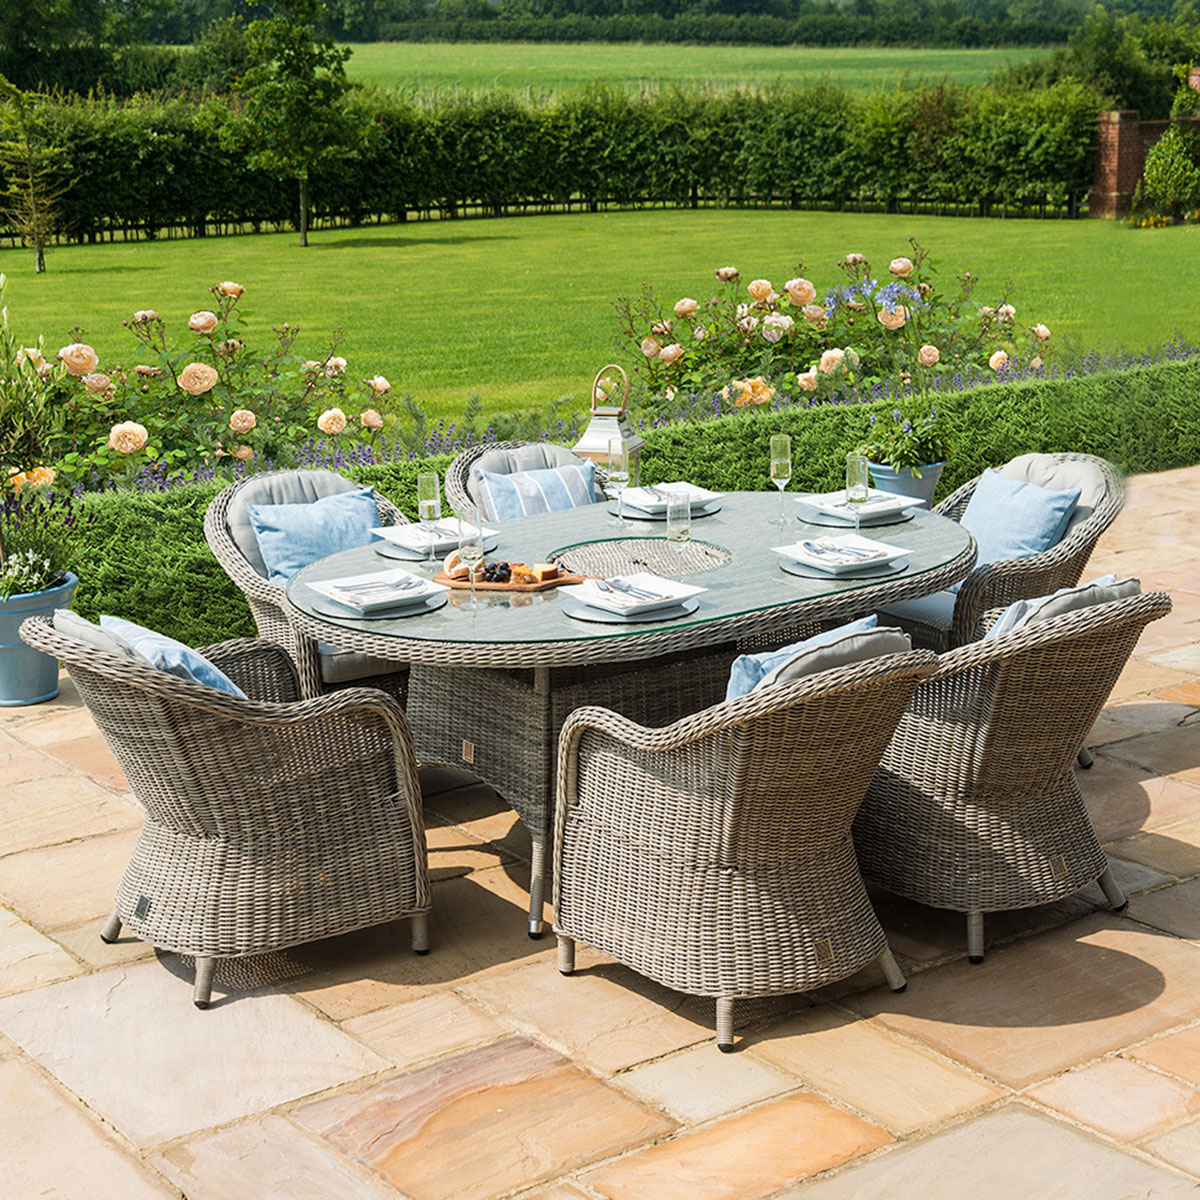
[[286, 491, 976, 934]]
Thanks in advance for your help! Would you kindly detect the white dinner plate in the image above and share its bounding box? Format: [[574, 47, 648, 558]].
[[559, 593, 701, 624]]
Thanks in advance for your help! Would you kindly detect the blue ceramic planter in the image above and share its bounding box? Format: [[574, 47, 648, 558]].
[[0, 573, 78, 706], [867, 461, 947, 510]]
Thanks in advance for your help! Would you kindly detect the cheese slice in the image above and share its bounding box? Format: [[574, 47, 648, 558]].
[[529, 563, 559, 582]]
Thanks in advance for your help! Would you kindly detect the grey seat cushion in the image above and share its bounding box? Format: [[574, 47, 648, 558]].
[[998, 454, 1109, 535], [317, 643, 408, 684], [757, 627, 912, 691], [466, 444, 605, 508], [227, 470, 362, 579], [879, 589, 958, 635], [52, 608, 140, 661]]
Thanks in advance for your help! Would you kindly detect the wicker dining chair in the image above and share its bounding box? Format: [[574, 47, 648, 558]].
[[853, 590, 1172, 964], [552, 648, 938, 1052], [881, 453, 1124, 651], [444, 440, 610, 516], [21, 616, 432, 1008], [205, 469, 410, 700]]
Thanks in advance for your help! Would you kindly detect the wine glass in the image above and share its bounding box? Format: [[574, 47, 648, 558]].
[[666, 493, 691, 564], [416, 471, 441, 572], [845, 454, 871, 536], [456, 504, 485, 613], [769, 433, 791, 525], [608, 438, 630, 526]]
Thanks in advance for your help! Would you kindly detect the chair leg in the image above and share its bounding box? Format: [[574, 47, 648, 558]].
[[557, 934, 575, 975], [967, 911, 985, 963], [99, 908, 123, 945], [877, 947, 908, 993], [193, 957, 216, 1009], [716, 998, 735, 1053], [411, 913, 430, 955], [1098, 867, 1128, 912], [527, 836, 546, 939], [1077, 747, 1094, 769]]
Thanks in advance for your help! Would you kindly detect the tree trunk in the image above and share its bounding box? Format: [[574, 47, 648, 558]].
[[299, 176, 309, 247], [34, 239, 44, 273]]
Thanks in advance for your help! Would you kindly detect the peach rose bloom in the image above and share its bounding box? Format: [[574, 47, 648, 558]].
[[1033, 323, 1051, 341], [229, 409, 257, 434], [16, 347, 46, 371], [302, 360, 322, 373], [59, 342, 99, 376], [107, 421, 148, 454], [178, 362, 219, 395], [659, 343, 684, 366], [796, 370, 818, 392], [989, 350, 1009, 372], [82, 373, 112, 393], [134, 364, 162, 378], [673, 297, 699, 317], [818, 348, 845, 374], [889, 257, 914, 277], [748, 278, 774, 303], [1029, 356, 1044, 370], [651, 319, 673, 337], [217, 339, 242, 356], [998, 304, 1015, 321], [845, 252, 866, 266], [218, 281, 245, 298], [877, 306, 908, 331], [324, 356, 347, 378], [694, 326, 707, 340], [979, 306, 995, 318], [737, 314, 759, 333], [801, 304, 827, 326], [132, 309, 160, 324], [368, 374, 391, 394], [230, 444, 254, 461], [917, 344, 940, 367], [9, 465, 56, 490], [785, 277, 815, 305], [640, 336, 662, 359], [317, 407, 347, 435], [360, 408, 384, 430], [715, 266, 739, 282], [188, 311, 218, 334]]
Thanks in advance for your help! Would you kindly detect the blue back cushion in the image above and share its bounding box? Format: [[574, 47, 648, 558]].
[[471, 461, 597, 522], [99, 616, 246, 697], [246, 487, 381, 585], [960, 469, 1081, 568]]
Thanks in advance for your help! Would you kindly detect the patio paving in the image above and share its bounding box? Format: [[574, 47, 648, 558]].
[[1, 465, 1199, 1198]]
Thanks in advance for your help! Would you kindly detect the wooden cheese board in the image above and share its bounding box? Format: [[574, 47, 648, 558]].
[[433, 569, 586, 593]]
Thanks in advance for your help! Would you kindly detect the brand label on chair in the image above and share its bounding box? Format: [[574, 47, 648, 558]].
[[815, 937, 835, 966], [1049, 854, 1068, 881], [461, 739, 475, 764], [134, 895, 151, 919]]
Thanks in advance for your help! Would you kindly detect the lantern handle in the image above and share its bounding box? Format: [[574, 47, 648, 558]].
[[591, 364, 629, 415]]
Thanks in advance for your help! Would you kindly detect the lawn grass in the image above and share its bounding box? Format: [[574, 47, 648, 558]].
[[343, 41, 1050, 95], [4, 210, 1196, 421]]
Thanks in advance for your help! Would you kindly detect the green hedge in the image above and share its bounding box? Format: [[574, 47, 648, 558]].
[[70, 361, 1200, 646]]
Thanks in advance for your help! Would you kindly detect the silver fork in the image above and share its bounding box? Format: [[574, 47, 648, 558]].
[[597, 579, 667, 601]]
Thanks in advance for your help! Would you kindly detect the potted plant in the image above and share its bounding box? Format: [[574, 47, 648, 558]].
[[856, 405, 949, 509]]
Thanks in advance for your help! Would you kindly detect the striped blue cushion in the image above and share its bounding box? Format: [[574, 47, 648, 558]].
[[472, 461, 597, 522], [99, 616, 246, 697]]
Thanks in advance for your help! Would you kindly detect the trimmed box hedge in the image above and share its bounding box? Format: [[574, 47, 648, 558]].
[[70, 359, 1200, 646]]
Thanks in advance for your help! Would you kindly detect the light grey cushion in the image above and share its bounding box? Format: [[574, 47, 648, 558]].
[[985, 574, 1141, 639], [465, 444, 605, 509], [317, 643, 408, 685], [756, 626, 912, 692], [53, 608, 140, 661], [879, 589, 958, 635], [227, 469, 363, 579], [998, 454, 1110, 535]]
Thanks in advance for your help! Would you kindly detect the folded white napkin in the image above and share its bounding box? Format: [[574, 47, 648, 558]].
[[310, 568, 440, 612], [621, 482, 723, 513], [796, 488, 910, 520], [373, 519, 496, 553]]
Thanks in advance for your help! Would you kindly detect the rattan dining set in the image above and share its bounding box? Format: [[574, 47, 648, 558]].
[[20, 446, 1172, 1050]]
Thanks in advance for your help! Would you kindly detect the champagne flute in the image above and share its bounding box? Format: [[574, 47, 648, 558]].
[[608, 438, 630, 526], [769, 433, 791, 525], [416, 471, 441, 573], [845, 453, 871, 536], [457, 505, 485, 613], [666, 492, 691, 563]]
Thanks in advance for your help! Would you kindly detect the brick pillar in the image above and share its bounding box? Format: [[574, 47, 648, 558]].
[[1190, 64, 1200, 93], [1090, 110, 1144, 218]]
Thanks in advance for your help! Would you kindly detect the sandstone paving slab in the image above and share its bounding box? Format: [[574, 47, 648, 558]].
[[616, 1042, 796, 1123], [1129, 877, 1200, 939], [780, 1103, 1199, 1199], [845, 914, 1200, 1088], [1081, 756, 1200, 842], [5, 703, 99, 746], [518, 1187, 593, 1200], [0, 744, 68, 786], [53, 916, 158, 968], [1102, 726, 1200, 783], [1131, 1023, 1200, 1088], [1025, 1057, 1200, 1141], [424, 820, 518, 882], [461, 955, 714, 1073], [286, 865, 553, 1022], [1108, 659, 1195, 705], [0, 772, 140, 855], [750, 1006, 1004, 1134], [152, 1114, 396, 1200], [0, 905, 83, 997], [0, 961, 391, 1146], [0, 1057, 177, 1199], [44, 732, 129, 791], [424, 783, 534, 859], [1090, 700, 1200, 747], [1143, 560, 1200, 596], [1160, 681, 1200, 708], [0, 826, 140, 929], [292, 1035, 676, 1200], [343, 990, 512, 1070], [1146, 1120, 1200, 1179], [1109, 817, 1200, 879], [580, 1092, 892, 1200]]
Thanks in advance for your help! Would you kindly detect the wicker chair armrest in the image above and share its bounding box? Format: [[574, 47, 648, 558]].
[[197, 638, 302, 702]]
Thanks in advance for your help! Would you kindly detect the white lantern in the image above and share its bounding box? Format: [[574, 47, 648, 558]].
[[573, 364, 645, 486]]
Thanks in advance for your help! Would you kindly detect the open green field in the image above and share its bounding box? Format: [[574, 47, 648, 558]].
[[3, 211, 1196, 420], [343, 41, 1049, 95]]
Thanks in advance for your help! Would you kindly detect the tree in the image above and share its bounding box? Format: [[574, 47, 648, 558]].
[[230, 0, 352, 246], [0, 77, 72, 274]]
